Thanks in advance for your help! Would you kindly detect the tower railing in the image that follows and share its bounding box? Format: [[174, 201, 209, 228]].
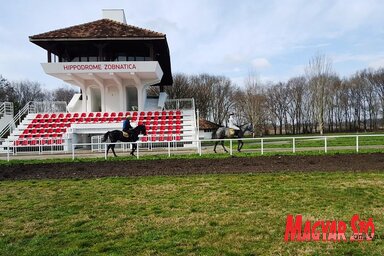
[[164, 98, 195, 111]]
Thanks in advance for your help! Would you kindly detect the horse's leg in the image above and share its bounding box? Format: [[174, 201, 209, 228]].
[[214, 141, 218, 153], [106, 144, 110, 156], [111, 144, 117, 157], [130, 144, 136, 156], [221, 140, 228, 153], [238, 140, 243, 152]]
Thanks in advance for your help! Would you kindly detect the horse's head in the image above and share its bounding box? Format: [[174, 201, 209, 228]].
[[245, 123, 254, 133], [238, 123, 254, 136]]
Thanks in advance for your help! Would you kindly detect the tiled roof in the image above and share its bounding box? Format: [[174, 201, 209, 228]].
[[199, 118, 221, 130], [30, 19, 165, 40]]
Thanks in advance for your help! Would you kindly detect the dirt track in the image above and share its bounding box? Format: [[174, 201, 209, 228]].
[[1, 153, 384, 181]]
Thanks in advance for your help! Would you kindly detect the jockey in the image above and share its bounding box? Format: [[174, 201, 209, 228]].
[[228, 113, 240, 130], [122, 116, 133, 137]]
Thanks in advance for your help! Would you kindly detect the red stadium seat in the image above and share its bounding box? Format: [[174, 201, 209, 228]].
[[73, 113, 79, 118], [103, 112, 109, 117], [81, 112, 86, 118], [95, 112, 102, 118], [118, 112, 124, 117]]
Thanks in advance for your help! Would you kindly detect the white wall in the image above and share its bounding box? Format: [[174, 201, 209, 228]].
[[105, 86, 120, 112]]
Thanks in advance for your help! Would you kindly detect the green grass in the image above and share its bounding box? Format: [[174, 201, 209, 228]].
[[1, 172, 384, 255]]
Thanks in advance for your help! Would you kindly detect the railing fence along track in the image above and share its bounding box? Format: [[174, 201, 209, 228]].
[[1, 134, 384, 161]]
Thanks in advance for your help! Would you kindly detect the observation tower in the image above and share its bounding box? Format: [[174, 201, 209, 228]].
[[29, 9, 173, 113]]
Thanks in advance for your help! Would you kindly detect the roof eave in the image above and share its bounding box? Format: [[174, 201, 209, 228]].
[[29, 37, 166, 42]]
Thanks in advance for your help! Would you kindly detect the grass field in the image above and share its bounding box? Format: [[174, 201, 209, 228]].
[[1, 171, 384, 255]]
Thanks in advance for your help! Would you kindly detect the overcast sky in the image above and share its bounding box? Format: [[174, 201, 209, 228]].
[[0, 0, 383, 89]]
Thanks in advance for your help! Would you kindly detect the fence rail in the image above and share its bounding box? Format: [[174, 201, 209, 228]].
[[1, 134, 384, 161]]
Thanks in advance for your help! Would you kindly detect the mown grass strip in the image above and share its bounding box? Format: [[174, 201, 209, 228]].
[[1, 172, 383, 255]]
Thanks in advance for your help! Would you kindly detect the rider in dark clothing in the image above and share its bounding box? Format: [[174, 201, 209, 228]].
[[122, 117, 133, 137]]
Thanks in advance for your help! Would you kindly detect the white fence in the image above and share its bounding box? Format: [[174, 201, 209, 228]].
[[1, 134, 384, 161]]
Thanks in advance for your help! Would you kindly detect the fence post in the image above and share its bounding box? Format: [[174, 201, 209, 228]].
[[292, 137, 295, 153], [229, 139, 233, 156], [168, 141, 171, 157], [136, 142, 139, 159], [356, 135, 359, 153], [261, 138, 264, 155], [324, 136, 327, 153], [72, 144, 75, 160], [199, 140, 202, 156]]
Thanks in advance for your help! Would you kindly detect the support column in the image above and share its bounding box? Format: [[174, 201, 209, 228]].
[[81, 85, 88, 112], [90, 73, 106, 112], [109, 72, 125, 111]]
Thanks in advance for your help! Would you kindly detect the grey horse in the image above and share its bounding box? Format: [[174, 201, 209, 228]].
[[212, 123, 254, 153]]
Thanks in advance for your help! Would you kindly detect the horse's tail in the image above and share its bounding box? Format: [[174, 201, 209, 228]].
[[102, 131, 110, 142]]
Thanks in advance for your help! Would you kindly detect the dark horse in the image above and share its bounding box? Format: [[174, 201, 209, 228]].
[[102, 124, 147, 157], [212, 123, 254, 153]]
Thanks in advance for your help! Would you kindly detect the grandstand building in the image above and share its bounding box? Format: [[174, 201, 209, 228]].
[[0, 9, 197, 155], [29, 9, 172, 113]]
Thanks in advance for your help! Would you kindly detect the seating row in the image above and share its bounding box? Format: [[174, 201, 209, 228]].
[[15, 134, 182, 146], [31, 115, 182, 124], [15, 110, 186, 146], [14, 138, 64, 146], [34, 110, 182, 120]]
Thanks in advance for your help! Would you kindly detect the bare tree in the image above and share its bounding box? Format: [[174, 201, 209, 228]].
[[286, 76, 306, 134], [0, 75, 15, 102], [370, 68, 384, 127], [190, 74, 216, 120], [11, 80, 45, 112], [267, 82, 290, 134], [52, 85, 77, 103], [237, 73, 267, 136], [210, 76, 235, 125], [305, 53, 334, 135]]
